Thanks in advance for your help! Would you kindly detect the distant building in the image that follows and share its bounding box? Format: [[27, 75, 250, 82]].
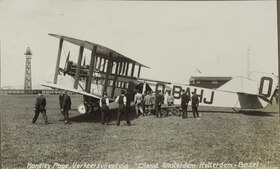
[[189, 76, 232, 89]]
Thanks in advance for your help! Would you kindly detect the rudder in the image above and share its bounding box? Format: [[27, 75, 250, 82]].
[[249, 71, 278, 102]]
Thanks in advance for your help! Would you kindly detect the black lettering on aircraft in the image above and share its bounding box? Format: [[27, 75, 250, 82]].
[[173, 85, 215, 105], [155, 83, 215, 105], [189, 87, 214, 105], [259, 76, 273, 97], [155, 83, 165, 93], [203, 91, 214, 104], [173, 85, 182, 99]]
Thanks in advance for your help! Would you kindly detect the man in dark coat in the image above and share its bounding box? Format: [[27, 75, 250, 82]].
[[191, 92, 199, 118], [155, 90, 164, 118], [33, 90, 48, 124], [115, 90, 131, 126], [58, 91, 64, 121], [61, 91, 72, 124], [125, 90, 134, 116], [181, 90, 190, 118], [59, 91, 64, 109], [100, 92, 110, 125]]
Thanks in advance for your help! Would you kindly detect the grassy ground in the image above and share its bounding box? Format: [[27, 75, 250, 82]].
[[1, 95, 279, 169]]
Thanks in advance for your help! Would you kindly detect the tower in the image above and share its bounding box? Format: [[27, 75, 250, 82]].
[[24, 47, 32, 93]]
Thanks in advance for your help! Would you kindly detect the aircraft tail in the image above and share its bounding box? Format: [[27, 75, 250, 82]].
[[218, 71, 278, 108], [249, 71, 278, 103]]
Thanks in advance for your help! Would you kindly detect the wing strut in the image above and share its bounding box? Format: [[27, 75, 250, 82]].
[[103, 53, 113, 94], [86, 46, 97, 93], [54, 39, 63, 84], [131, 63, 135, 77], [138, 65, 142, 77], [111, 60, 120, 98], [74, 46, 84, 89]]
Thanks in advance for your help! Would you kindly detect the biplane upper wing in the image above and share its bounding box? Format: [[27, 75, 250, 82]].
[[41, 82, 102, 100], [49, 33, 149, 68]]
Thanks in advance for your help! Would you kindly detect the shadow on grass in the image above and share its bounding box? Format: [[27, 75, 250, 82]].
[[69, 107, 275, 123], [69, 107, 138, 123], [196, 106, 277, 115], [198, 110, 275, 116], [197, 110, 236, 113], [239, 110, 275, 116]]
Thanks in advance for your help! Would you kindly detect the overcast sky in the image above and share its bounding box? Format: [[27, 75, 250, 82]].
[[0, 0, 278, 89]]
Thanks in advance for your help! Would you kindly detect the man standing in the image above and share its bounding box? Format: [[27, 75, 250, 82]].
[[144, 91, 152, 115], [33, 90, 48, 124], [58, 91, 64, 121], [59, 91, 64, 109], [100, 92, 110, 125], [191, 92, 199, 119], [150, 91, 156, 115], [134, 90, 143, 117], [61, 91, 72, 124], [125, 90, 133, 115], [115, 90, 131, 126], [181, 90, 190, 118], [155, 90, 164, 118]]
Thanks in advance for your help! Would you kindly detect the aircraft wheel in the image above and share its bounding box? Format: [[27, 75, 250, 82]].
[[171, 108, 180, 116], [77, 104, 86, 114], [161, 109, 167, 117]]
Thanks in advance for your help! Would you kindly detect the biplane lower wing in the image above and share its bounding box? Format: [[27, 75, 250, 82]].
[[41, 82, 102, 100]]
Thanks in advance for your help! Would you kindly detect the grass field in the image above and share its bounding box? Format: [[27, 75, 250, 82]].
[[1, 95, 279, 169]]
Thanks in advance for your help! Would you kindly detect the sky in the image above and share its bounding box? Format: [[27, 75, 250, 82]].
[[0, 0, 278, 89]]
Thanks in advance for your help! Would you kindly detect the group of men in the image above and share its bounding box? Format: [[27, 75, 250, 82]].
[[100, 89, 131, 126], [134, 90, 156, 117], [103, 88, 200, 125], [32, 90, 72, 125], [153, 90, 200, 119], [32, 88, 200, 126], [181, 90, 200, 119]]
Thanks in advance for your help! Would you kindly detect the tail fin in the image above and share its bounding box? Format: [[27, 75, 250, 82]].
[[218, 71, 278, 108], [249, 71, 278, 102]]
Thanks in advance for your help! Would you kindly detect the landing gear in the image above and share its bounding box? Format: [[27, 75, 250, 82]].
[[77, 104, 86, 114], [77, 102, 99, 114]]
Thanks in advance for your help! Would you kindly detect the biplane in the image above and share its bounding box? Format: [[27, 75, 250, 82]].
[[42, 34, 278, 114]]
